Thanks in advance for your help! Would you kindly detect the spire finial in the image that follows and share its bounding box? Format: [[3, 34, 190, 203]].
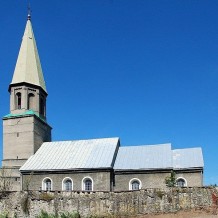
[[27, 1, 31, 20]]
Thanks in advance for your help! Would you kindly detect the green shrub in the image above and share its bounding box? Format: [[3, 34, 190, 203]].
[[37, 210, 55, 218], [37, 210, 80, 218], [60, 211, 80, 218], [0, 212, 9, 218]]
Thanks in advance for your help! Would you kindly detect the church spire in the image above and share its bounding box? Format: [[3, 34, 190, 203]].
[[10, 13, 47, 93]]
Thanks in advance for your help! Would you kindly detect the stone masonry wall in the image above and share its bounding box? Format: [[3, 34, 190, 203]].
[[0, 187, 217, 217], [114, 172, 170, 190], [114, 171, 203, 191], [22, 171, 112, 191]]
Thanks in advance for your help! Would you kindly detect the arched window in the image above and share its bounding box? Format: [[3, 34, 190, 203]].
[[42, 178, 52, 191], [40, 97, 45, 116], [62, 177, 73, 191], [28, 93, 35, 110], [82, 177, 93, 191], [176, 178, 187, 187], [16, 92, 21, 109], [132, 181, 140, 190], [129, 178, 142, 190]]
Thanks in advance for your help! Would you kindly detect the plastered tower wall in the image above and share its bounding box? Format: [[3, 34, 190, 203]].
[[2, 115, 51, 190], [3, 115, 51, 160]]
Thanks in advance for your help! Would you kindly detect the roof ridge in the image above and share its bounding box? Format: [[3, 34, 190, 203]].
[[173, 147, 202, 151], [120, 143, 171, 148], [49, 137, 120, 143]]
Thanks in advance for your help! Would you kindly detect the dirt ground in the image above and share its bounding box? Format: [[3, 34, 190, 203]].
[[139, 212, 218, 218], [125, 208, 218, 218]]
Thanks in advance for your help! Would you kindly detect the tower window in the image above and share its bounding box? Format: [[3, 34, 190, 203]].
[[28, 93, 35, 110], [16, 92, 21, 109], [40, 98, 45, 116]]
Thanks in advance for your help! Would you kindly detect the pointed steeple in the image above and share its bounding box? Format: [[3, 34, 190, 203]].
[[10, 14, 47, 93]]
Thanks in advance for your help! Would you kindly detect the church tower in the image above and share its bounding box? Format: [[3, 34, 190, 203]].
[[2, 13, 52, 190]]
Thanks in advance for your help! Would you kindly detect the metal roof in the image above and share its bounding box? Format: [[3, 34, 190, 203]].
[[20, 138, 204, 172], [11, 19, 47, 92], [114, 144, 204, 171], [173, 147, 204, 169], [114, 143, 172, 170], [20, 137, 119, 171]]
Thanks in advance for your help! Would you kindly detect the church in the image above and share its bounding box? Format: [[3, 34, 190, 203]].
[[2, 14, 204, 192]]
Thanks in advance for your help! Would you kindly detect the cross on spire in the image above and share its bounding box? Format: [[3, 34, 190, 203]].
[[27, 1, 31, 20]]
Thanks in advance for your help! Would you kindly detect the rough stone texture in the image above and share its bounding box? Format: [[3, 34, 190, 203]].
[[114, 172, 171, 190], [114, 171, 203, 191], [21, 170, 203, 193], [175, 171, 203, 187], [0, 187, 217, 217]]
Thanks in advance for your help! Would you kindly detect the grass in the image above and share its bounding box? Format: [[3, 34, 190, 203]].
[[37, 210, 80, 218]]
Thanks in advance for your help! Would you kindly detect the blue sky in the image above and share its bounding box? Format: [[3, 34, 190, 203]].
[[0, 1, 218, 185]]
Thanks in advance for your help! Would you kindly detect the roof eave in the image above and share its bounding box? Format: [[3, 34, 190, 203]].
[[9, 82, 48, 95], [173, 166, 204, 171], [20, 167, 113, 173], [114, 167, 173, 172]]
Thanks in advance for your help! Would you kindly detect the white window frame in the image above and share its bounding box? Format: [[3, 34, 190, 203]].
[[82, 177, 94, 191], [176, 177, 187, 187], [129, 178, 142, 190], [42, 177, 53, 191], [62, 177, 73, 191]]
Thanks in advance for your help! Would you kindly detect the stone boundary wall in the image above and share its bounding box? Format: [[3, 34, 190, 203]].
[[0, 187, 217, 217]]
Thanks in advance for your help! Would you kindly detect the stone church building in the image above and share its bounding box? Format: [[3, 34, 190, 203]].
[[2, 14, 204, 191]]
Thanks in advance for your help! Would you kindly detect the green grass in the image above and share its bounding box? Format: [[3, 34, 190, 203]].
[[37, 210, 80, 218]]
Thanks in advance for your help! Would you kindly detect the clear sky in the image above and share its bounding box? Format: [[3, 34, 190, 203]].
[[0, 1, 218, 185]]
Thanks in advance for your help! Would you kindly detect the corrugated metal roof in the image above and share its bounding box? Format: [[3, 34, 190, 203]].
[[20, 137, 119, 171], [20, 139, 204, 172], [114, 143, 173, 170], [173, 147, 204, 169]]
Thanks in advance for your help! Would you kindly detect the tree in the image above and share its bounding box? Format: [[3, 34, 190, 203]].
[[165, 171, 176, 187]]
